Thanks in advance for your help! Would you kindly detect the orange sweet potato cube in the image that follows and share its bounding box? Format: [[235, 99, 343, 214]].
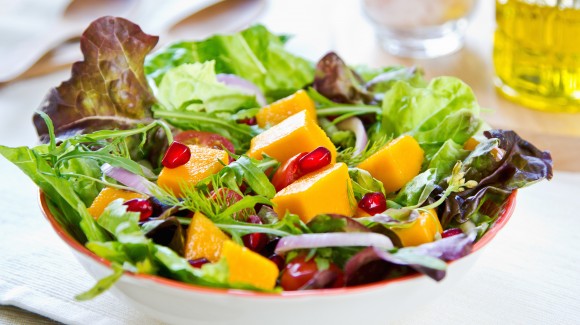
[[391, 209, 442, 247], [256, 90, 317, 128], [272, 163, 355, 223], [157, 145, 228, 197], [87, 187, 146, 219], [248, 110, 336, 164], [184, 212, 230, 262], [357, 135, 424, 194], [221, 240, 279, 291]]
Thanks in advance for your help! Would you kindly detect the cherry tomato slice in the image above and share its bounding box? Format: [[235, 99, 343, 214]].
[[280, 255, 345, 291], [174, 131, 235, 153], [271, 152, 308, 192]]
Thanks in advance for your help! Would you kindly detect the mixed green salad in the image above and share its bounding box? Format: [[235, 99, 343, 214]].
[[0, 17, 553, 298]]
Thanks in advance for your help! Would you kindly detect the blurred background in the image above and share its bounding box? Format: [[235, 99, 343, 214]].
[[0, 0, 578, 171]]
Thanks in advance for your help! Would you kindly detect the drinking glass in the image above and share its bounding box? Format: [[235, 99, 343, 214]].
[[362, 0, 479, 58]]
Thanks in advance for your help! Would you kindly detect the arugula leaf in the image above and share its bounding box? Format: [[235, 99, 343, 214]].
[[33, 17, 159, 143], [337, 135, 390, 167], [153, 109, 258, 152], [75, 263, 124, 301], [307, 214, 370, 233], [222, 155, 277, 198], [0, 145, 108, 242]]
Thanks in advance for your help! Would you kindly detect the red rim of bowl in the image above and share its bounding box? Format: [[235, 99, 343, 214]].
[[39, 190, 517, 298]]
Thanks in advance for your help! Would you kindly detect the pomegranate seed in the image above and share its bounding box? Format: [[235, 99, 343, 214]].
[[242, 215, 269, 252], [442, 228, 463, 238], [162, 141, 191, 168], [188, 258, 210, 268], [123, 198, 153, 221], [298, 147, 332, 174], [268, 254, 285, 271], [358, 192, 387, 215], [238, 117, 257, 125]]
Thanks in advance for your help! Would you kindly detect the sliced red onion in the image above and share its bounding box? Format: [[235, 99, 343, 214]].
[[216, 74, 267, 106], [275, 233, 393, 254], [101, 163, 156, 196], [298, 269, 338, 290], [336, 117, 368, 155]]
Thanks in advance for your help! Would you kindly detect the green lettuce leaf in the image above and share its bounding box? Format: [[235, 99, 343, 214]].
[[394, 169, 437, 207], [0, 145, 108, 243], [381, 77, 479, 139], [156, 61, 259, 113], [145, 24, 314, 101], [348, 168, 385, 200], [426, 139, 470, 181]]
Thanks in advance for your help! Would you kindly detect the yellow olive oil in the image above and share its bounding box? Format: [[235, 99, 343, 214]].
[[494, 0, 580, 113]]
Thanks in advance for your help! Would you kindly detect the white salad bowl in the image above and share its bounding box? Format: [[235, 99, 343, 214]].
[[39, 191, 517, 325]]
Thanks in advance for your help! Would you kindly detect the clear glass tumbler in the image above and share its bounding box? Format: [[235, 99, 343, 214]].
[[494, 0, 580, 113], [362, 0, 479, 58]]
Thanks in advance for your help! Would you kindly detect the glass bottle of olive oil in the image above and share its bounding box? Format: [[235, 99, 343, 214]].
[[494, 0, 580, 113]]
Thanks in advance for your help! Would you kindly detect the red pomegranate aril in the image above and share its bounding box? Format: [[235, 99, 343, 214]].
[[298, 146, 332, 174], [188, 258, 210, 268], [161, 141, 191, 168], [238, 117, 257, 125], [442, 228, 463, 238], [242, 215, 269, 252], [358, 192, 387, 215], [268, 254, 285, 271], [123, 198, 153, 221]]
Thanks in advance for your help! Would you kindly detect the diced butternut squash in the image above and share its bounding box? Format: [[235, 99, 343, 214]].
[[354, 207, 371, 218], [463, 136, 505, 161], [357, 135, 424, 194], [185, 212, 230, 262], [463, 137, 480, 151], [221, 240, 279, 291], [272, 163, 355, 223], [256, 90, 317, 128], [87, 187, 146, 219], [157, 145, 228, 197], [391, 209, 443, 247], [248, 110, 336, 163]]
